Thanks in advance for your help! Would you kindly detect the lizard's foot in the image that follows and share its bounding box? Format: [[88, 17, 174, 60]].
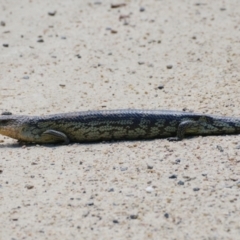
[[42, 130, 70, 144]]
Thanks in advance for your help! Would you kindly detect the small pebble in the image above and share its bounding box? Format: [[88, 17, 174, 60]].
[[37, 39, 44, 43], [164, 213, 169, 218], [0, 21, 6, 26], [111, 29, 118, 34], [48, 11, 57, 16], [146, 186, 154, 193], [157, 85, 164, 90], [140, 7, 145, 12], [216, 145, 224, 152], [193, 187, 200, 191], [178, 181, 184, 185], [113, 220, 119, 223], [169, 174, 177, 179], [111, 3, 126, 8], [130, 214, 138, 219], [76, 54, 81, 58], [147, 164, 153, 169], [175, 159, 181, 164], [25, 185, 34, 189], [108, 188, 114, 192], [23, 76, 29, 80], [120, 167, 128, 171], [166, 65, 173, 69], [3, 43, 9, 47]]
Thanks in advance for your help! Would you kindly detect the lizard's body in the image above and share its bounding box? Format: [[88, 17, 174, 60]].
[[1, 109, 240, 144]]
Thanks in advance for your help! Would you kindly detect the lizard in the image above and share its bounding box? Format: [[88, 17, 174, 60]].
[[0, 109, 240, 144]]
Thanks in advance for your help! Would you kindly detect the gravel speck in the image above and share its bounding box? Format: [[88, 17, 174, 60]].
[[164, 213, 169, 218], [216, 145, 224, 152], [146, 186, 154, 193], [130, 214, 138, 219], [111, 3, 126, 8], [166, 65, 173, 69], [175, 159, 181, 164], [169, 174, 177, 179], [147, 164, 153, 169], [178, 181, 184, 185], [0, 21, 6, 26], [48, 11, 57, 16], [120, 167, 128, 171], [3, 43, 9, 47], [193, 187, 200, 191], [140, 7, 145, 12], [157, 85, 164, 90]]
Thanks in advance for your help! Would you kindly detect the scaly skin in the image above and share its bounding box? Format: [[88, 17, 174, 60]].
[[1, 109, 240, 144]]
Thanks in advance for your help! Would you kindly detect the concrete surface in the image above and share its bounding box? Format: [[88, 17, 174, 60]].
[[1, 0, 240, 239]]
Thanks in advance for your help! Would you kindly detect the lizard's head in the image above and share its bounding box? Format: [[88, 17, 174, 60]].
[[0, 114, 23, 139]]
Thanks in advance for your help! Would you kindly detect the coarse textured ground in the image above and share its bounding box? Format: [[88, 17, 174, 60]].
[[0, 0, 240, 239]]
